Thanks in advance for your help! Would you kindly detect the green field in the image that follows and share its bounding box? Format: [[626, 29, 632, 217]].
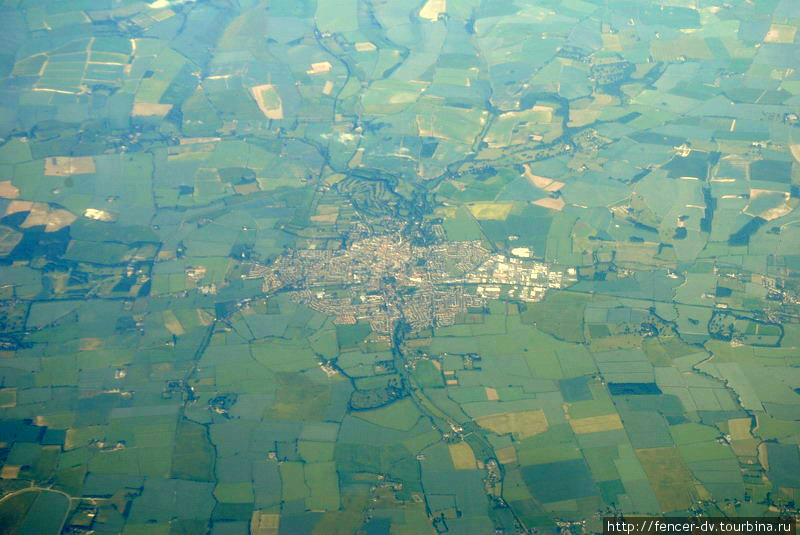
[[0, 0, 798, 533]]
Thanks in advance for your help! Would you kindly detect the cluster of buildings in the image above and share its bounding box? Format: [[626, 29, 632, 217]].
[[245, 233, 575, 335]]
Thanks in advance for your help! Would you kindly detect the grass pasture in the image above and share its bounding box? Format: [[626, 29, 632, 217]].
[[270, 372, 330, 420], [0, 490, 69, 535], [634, 447, 694, 513], [353, 398, 421, 431], [519, 292, 590, 343], [170, 420, 214, 481]]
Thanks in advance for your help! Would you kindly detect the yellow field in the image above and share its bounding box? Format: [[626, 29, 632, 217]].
[[746, 189, 792, 220], [323, 173, 347, 186], [467, 202, 513, 220], [729, 417, 757, 456], [355, 42, 376, 52], [179, 136, 220, 145], [790, 144, 800, 164], [11, 202, 77, 232], [601, 33, 622, 52], [731, 438, 758, 457], [728, 417, 752, 441], [419, 0, 445, 21], [496, 446, 517, 465], [434, 205, 458, 218], [0, 226, 21, 256], [306, 61, 332, 74], [310, 213, 338, 223], [475, 409, 548, 439], [311, 205, 339, 223], [485, 387, 499, 401], [131, 102, 173, 117], [390, 92, 421, 105], [347, 147, 364, 168], [6, 200, 32, 215], [0, 388, 16, 408], [235, 182, 260, 195], [250, 84, 283, 119], [251, 512, 280, 535], [522, 164, 564, 191], [635, 447, 694, 512], [44, 156, 96, 176], [764, 24, 797, 43], [163, 310, 185, 336], [568, 413, 623, 434], [416, 115, 434, 137], [449, 441, 477, 470], [0, 180, 19, 199], [758, 442, 770, 470], [79, 338, 103, 351], [533, 197, 565, 211], [0, 465, 20, 479]]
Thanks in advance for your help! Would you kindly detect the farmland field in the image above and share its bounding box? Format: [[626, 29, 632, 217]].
[[0, 0, 799, 533]]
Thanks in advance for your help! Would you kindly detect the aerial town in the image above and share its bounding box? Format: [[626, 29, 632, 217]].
[[246, 233, 577, 334]]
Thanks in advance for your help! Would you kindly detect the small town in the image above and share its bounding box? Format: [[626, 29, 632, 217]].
[[245, 233, 577, 334]]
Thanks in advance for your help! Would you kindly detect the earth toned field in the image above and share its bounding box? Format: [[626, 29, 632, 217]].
[[0, 0, 799, 534]]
